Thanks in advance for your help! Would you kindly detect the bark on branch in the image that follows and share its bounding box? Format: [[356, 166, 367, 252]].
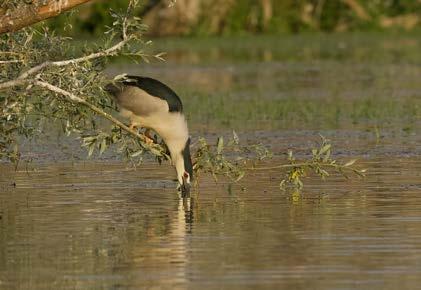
[[0, 0, 92, 35]]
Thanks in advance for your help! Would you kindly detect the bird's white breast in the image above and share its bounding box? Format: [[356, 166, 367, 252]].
[[116, 86, 189, 155], [128, 111, 189, 154], [117, 86, 169, 116]]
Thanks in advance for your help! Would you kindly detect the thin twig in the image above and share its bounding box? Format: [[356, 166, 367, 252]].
[[17, 37, 130, 80], [0, 10, 131, 90], [0, 60, 22, 64], [0, 52, 23, 56], [249, 162, 365, 174], [0, 79, 31, 90]]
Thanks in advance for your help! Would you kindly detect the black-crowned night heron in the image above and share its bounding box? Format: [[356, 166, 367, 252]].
[[105, 76, 193, 195]]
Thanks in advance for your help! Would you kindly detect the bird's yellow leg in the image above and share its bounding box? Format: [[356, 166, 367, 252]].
[[128, 121, 138, 131], [128, 121, 154, 145], [142, 129, 155, 145], [144, 129, 154, 140]]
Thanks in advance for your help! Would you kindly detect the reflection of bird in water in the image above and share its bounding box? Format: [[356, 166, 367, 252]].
[[106, 76, 193, 195]]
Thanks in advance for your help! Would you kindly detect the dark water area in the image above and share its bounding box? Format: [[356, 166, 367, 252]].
[[1, 33, 421, 289]]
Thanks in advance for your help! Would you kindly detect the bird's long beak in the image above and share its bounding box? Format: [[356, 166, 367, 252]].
[[181, 175, 191, 198]]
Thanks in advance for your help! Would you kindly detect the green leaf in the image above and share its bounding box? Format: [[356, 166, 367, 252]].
[[319, 144, 331, 155], [149, 147, 163, 156], [131, 150, 143, 157], [113, 73, 127, 81], [323, 149, 331, 162], [217, 137, 224, 154], [99, 138, 107, 155], [234, 171, 245, 182], [233, 130, 239, 144], [88, 143, 95, 157], [344, 159, 357, 167]]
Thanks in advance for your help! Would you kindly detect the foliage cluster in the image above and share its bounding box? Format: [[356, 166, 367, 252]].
[[192, 133, 365, 190], [0, 0, 167, 165]]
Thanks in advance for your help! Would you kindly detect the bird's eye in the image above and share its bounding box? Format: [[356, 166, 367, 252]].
[[183, 172, 189, 179]]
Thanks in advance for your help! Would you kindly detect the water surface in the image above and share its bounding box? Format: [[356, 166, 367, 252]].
[[1, 157, 421, 290], [1, 33, 421, 289]]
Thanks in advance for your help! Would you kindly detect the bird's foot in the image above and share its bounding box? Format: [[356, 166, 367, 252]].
[[129, 123, 137, 131], [143, 129, 157, 145], [144, 129, 154, 140], [142, 134, 155, 145]]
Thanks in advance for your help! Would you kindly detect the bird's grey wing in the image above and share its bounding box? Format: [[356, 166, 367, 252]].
[[116, 86, 169, 117], [123, 76, 183, 113]]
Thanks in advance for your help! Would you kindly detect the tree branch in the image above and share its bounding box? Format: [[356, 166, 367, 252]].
[[249, 162, 365, 175], [33, 80, 168, 157], [0, 60, 22, 64], [0, 79, 30, 91], [17, 37, 130, 80], [0, 0, 92, 35]]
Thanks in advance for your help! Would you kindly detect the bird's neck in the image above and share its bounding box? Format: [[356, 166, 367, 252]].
[[154, 113, 189, 148], [156, 113, 190, 184], [172, 151, 186, 185]]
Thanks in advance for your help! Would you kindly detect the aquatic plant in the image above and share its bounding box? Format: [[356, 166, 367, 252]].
[[192, 132, 365, 190]]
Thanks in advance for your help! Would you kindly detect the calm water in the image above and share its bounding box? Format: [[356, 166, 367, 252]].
[[1, 158, 421, 290], [1, 33, 421, 289]]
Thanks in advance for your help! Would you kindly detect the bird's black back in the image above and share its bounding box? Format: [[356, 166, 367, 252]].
[[122, 76, 183, 113]]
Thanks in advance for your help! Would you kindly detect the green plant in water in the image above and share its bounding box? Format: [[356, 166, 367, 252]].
[[277, 136, 366, 190], [193, 131, 272, 183], [192, 133, 365, 191]]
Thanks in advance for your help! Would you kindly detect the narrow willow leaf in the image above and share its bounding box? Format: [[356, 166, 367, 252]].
[[149, 147, 162, 156], [99, 138, 107, 155], [279, 179, 286, 190], [131, 150, 143, 157], [319, 144, 331, 155], [88, 143, 95, 157], [323, 150, 331, 162], [113, 73, 127, 81], [233, 130, 239, 144], [344, 159, 357, 167], [217, 137, 224, 155], [234, 171, 245, 182]]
